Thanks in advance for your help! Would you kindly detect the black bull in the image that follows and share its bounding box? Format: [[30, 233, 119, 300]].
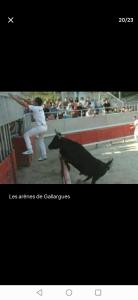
[[48, 132, 113, 184]]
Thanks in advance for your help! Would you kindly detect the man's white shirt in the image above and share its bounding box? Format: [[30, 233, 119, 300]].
[[29, 105, 47, 126], [134, 119, 138, 130]]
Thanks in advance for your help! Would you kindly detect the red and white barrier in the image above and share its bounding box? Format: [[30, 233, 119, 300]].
[[65, 123, 134, 145], [0, 150, 17, 184]]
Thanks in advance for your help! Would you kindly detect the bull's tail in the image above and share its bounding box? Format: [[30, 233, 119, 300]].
[[106, 158, 113, 170]]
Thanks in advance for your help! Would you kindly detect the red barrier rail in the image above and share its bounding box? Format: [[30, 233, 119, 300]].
[[65, 124, 134, 145], [0, 150, 17, 184]]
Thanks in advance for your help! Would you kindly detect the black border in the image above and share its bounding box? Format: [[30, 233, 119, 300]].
[[1, 10, 138, 286]]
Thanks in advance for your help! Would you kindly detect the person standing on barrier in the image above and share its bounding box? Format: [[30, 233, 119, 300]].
[[9, 93, 48, 161]]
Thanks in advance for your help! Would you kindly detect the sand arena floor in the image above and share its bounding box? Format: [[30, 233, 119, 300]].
[[17, 137, 138, 184]]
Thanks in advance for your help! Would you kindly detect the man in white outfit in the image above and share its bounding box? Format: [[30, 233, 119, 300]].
[[133, 116, 138, 142], [9, 93, 48, 161]]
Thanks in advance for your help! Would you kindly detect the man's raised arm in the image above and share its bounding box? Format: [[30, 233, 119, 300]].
[[18, 95, 32, 104], [8, 93, 30, 108]]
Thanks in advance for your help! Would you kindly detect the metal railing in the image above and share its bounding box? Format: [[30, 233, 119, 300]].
[[0, 94, 32, 162], [124, 102, 138, 111], [45, 108, 108, 120], [0, 93, 24, 126], [0, 124, 13, 162], [107, 92, 124, 106]]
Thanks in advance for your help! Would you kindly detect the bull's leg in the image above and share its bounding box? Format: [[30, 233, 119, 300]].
[[61, 155, 70, 171], [83, 176, 91, 182], [64, 160, 70, 171], [60, 157, 71, 184], [91, 179, 95, 184], [91, 176, 98, 184]]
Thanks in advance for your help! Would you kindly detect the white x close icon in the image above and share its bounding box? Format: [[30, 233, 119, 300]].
[[8, 17, 14, 23]]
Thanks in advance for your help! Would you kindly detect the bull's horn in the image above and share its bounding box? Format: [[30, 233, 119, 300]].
[[55, 129, 62, 136], [55, 129, 58, 134]]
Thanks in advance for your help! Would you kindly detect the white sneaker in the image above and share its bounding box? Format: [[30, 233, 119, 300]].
[[38, 157, 47, 161], [22, 150, 34, 155]]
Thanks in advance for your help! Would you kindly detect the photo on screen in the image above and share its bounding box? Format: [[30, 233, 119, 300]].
[[0, 91, 138, 185]]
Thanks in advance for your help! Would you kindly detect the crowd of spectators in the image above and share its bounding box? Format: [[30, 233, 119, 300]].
[[43, 96, 104, 120], [24, 96, 134, 120]]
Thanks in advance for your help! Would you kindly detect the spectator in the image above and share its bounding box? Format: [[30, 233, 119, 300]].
[[43, 104, 50, 119], [66, 103, 72, 114], [121, 107, 125, 112], [103, 98, 111, 113], [94, 101, 100, 115], [57, 103, 64, 119], [86, 97, 91, 106], [49, 103, 58, 119], [71, 103, 78, 118], [80, 97, 85, 106], [77, 102, 83, 117], [131, 116, 138, 142], [90, 101, 95, 109], [113, 108, 119, 113], [63, 110, 71, 119], [86, 108, 93, 117], [69, 97, 74, 103], [75, 97, 79, 103]]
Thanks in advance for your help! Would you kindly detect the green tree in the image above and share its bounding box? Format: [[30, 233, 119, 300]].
[[24, 92, 59, 103]]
